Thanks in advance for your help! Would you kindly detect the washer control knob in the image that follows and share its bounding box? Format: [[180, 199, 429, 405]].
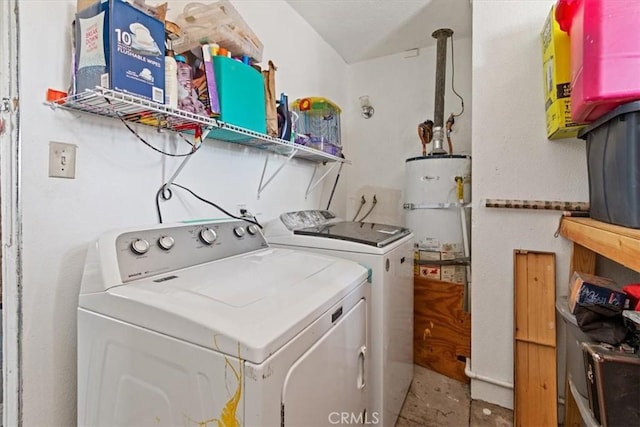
[[157, 235, 175, 250], [131, 238, 150, 255], [199, 228, 217, 245], [233, 226, 246, 238], [247, 224, 259, 235]]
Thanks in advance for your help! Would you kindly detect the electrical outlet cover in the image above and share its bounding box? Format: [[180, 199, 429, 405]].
[[49, 141, 77, 179]]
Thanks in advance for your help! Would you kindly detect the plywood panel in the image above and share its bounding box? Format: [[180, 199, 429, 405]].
[[514, 250, 557, 427], [414, 277, 471, 383]]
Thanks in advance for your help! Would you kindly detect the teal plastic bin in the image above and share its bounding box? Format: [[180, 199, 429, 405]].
[[211, 56, 266, 141]]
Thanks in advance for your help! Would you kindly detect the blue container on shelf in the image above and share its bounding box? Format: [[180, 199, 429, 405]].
[[210, 56, 265, 141]]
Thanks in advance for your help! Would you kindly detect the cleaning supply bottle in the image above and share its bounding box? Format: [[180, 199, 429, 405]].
[[209, 43, 219, 57], [164, 40, 178, 109]]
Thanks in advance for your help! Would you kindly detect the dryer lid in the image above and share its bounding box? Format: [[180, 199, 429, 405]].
[[294, 221, 411, 248], [79, 248, 368, 363]]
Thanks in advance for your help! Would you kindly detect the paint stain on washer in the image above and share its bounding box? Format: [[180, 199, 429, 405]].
[[218, 352, 242, 427], [185, 340, 243, 427]]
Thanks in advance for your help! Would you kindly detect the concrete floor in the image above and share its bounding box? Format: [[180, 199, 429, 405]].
[[397, 365, 514, 427]]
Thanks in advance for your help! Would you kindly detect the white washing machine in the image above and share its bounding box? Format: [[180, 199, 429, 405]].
[[77, 218, 371, 426], [264, 210, 414, 427]]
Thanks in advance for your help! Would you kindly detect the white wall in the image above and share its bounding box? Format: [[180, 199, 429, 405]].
[[471, 0, 588, 409], [12, 1, 609, 423], [17, 0, 347, 424], [344, 0, 629, 412], [345, 38, 472, 225]]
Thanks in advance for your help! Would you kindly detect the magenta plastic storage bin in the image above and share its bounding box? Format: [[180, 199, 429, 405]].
[[556, 0, 640, 124]]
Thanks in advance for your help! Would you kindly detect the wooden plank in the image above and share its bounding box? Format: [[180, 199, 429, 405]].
[[414, 277, 471, 383], [514, 250, 557, 427], [514, 250, 556, 347], [514, 342, 558, 426], [514, 252, 529, 342], [563, 217, 640, 239], [560, 217, 640, 272], [570, 242, 596, 276], [564, 242, 596, 427]]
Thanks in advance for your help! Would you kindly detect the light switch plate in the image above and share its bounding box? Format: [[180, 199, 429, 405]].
[[49, 141, 77, 179]]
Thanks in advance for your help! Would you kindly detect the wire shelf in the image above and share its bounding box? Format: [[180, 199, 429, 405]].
[[47, 87, 348, 164]]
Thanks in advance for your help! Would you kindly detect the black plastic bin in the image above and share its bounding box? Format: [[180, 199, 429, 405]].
[[579, 101, 640, 228]]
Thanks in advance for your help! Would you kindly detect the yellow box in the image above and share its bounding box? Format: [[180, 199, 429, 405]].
[[542, 5, 584, 139]]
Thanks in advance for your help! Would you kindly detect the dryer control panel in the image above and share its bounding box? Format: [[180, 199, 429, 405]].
[[115, 220, 268, 283]]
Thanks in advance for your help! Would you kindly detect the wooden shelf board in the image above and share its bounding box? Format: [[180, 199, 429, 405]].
[[559, 218, 640, 273]]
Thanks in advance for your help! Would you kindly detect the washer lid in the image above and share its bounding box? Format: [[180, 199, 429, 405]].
[[79, 248, 367, 364], [294, 221, 411, 248]]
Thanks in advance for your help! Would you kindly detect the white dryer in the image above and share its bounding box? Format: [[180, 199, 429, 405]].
[[264, 210, 414, 427], [78, 219, 370, 427]]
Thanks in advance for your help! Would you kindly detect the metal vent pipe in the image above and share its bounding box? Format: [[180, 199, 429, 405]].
[[431, 28, 453, 154]]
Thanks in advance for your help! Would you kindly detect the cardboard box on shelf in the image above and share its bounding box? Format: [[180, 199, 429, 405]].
[[441, 266, 466, 285], [415, 250, 440, 279], [419, 265, 441, 281], [419, 250, 441, 262], [568, 272, 628, 313], [541, 5, 585, 139], [441, 243, 463, 262], [75, 0, 165, 103], [78, 0, 168, 21]]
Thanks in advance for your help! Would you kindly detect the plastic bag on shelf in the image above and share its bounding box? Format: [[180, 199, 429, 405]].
[[172, 0, 263, 63]]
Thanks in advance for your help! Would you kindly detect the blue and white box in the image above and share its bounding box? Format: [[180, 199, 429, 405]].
[[568, 271, 629, 313], [75, 0, 165, 103]]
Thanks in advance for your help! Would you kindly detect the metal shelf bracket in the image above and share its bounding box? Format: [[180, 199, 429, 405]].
[[257, 148, 299, 199], [305, 162, 340, 199]]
